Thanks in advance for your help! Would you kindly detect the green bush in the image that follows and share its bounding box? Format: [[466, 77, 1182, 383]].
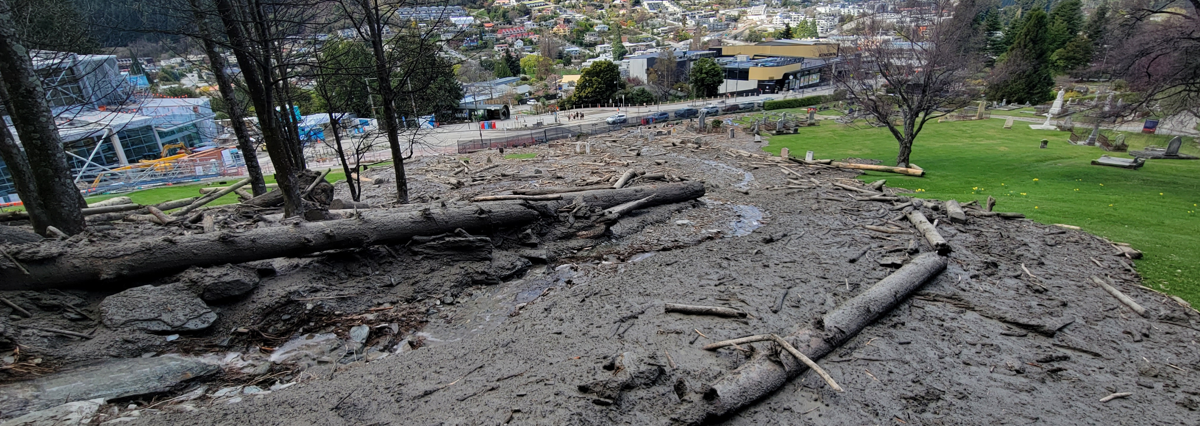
[[764, 95, 828, 111]]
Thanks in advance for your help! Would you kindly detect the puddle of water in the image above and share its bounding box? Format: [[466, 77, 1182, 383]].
[[729, 205, 765, 236], [700, 159, 755, 189]]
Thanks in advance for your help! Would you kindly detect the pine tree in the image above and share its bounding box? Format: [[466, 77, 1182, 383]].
[[1046, 0, 1084, 55], [1086, 3, 1109, 48], [986, 9, 1055, 104], [780, 23, 793, 39]]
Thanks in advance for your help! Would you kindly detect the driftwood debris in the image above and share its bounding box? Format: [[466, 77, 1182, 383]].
[[1090, 276, 1148, 317], [680, 253, 947, 423], [966, 210, 1025, 219], [470, 194, 563, 202], [512, 184, 612, 196], [173, 179, 251, 217], [664, 303, 747, 318], [0, 183, 704, 290], [613, 169, 637, 189], [87, 197, 133, 208], [944, 200, 967, 224], [704, 334, 844, 392], [905, 209, 950, 254], [831, 182, 880, 195], [1100, 392, 1132, 403], [830, 162, 925, 177]]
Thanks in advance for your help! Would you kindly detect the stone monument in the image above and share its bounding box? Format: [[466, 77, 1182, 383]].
[[1048, 88, 1066, 116], [1029, 113, 1058, 130], [1130, 136, 1199, 159]]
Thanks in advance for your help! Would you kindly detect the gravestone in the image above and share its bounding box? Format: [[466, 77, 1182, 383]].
[[1049, 89, 1065, 115], [805, 151, 814, 162], [807, 109, 816, 122], [1003, 117, 1014, 129], [1040, 139, 1048, 149], [781, 147, 789, 158], [729, 128, 735, 139], [1166, 136, 1182, 156], [1130, 135, 1197, 159]]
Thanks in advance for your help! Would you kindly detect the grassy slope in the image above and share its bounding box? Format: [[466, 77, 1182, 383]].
[[762, 118, 1200, 305]]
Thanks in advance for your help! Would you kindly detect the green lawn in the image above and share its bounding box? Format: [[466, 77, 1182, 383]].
[[763, 118, 1200, 305], [81, 170, 347, 211]]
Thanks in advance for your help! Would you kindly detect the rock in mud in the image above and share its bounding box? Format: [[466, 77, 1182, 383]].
[[99, 284, 217, 332], [0, 398, 104, 426], [174, 264, 260, 302], [0, 355, 218, 418]]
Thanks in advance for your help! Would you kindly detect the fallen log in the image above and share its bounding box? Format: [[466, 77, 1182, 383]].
[[0, 182, 704, 290], [905, 208, 950, 254], [703, 334, 844, 392], [613, 169, 637, 189], [512, 184, 611, 196], [831, 162, 924, 177], [1090, 276, 1148, 317], [679, 253, 947, 424], [945, 200, 967, 224], [831, 182, 880, 195], [470, 194, 563, 202], [599, 195, 656, 223], [173, 179, 250, 217], [87, 197, 133, 208], [965, 210, 1025, 219], [665, 303, 746, 318]]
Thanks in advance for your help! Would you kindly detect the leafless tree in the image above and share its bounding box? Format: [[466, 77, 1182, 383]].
[[185, 0, 270, 196], [833, 0, 986, 167], [1107, 0, 1200, 116], [209, 0, 317, 217], [0, 0, 87, 235], [331, 0, 461, 204]]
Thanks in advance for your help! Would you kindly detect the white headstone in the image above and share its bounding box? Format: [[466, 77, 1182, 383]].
[[1048, 88, 1066, 116], [781, 147, 789, 158], [805, 151, 814, 162]]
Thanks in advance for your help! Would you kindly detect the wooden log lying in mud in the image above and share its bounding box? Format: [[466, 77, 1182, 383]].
[[664, 303, 747, 318], [830, 162, 925, 177], [512, 184, 612, 196], [3, 199, 196, 222], [87, 197, 133, 208], [0, 183, 704, 290], [678, 253, 947, 424], [905, 208, 950, 254]]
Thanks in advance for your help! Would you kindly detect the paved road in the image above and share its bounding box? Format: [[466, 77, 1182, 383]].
[[263, 86, 838, 173]]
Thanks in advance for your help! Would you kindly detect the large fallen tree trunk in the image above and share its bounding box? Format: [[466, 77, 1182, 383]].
[[0, 183, 704, 290], [678, 252, 947, 424], [830, 161, 925, 177]]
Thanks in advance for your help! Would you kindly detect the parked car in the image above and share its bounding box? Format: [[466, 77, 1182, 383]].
[[645, 111, 670, 123], [674, 107, 698, 119], [722, 104, 741, 113], [700, 105, 720, 116], [606, 113, 627, 124], [739, 102, 756, 110], [761, 97, 776, 102]]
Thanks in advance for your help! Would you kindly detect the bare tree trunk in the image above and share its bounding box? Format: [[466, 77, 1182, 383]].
[[0, 0, 86, 236], [0, 115, 50, 230], [326, 112, 359, 201], [360, 0, 409, 204], [188, 0, 268, 196], [211, 0, 306, 217]]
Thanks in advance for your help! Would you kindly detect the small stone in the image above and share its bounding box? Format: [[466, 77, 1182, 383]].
[[225, 397, 243, 404], [242, 386, 264, 395], [165, 334, 180, 342], [174, 265, 260, 302], [349, 325, 370, 344], [269, 382, 296, 391], [213, 386, 242, 398]]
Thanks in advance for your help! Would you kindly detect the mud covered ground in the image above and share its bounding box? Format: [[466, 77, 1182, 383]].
[[2, 121, 1199, 425]]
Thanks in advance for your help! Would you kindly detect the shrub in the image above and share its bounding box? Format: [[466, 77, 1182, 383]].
[[764, 95, 828, 111]]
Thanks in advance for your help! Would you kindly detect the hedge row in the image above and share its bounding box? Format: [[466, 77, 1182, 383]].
[[763, 95, 828, 111]]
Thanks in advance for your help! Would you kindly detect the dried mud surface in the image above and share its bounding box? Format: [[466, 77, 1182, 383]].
[[2, 123, 1199, 425]]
